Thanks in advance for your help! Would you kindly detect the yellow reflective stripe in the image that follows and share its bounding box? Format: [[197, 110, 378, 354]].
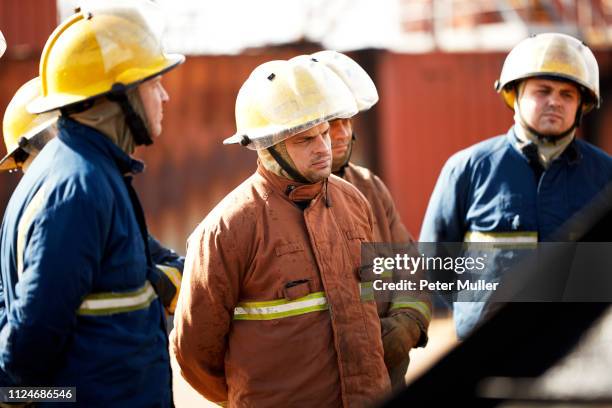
[[77, 281, 157, 316], [17, 183, 49, 278], [157, 264, 182, 312], [390, 296, 432, 321], [359, 281, 375, 302], [464, 231, 538, 244], [233, 292, 328, 320], [157, 265, 181, 289]]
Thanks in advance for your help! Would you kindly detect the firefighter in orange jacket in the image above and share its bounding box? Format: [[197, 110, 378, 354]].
[[171, 58, 391, 406], [310, 51, 431, 390]]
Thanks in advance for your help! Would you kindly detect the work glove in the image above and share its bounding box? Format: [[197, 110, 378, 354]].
[[380, 313, 422, 371], [151, 264, 182, 314]]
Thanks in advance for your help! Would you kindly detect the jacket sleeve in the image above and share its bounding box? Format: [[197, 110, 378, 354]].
[[148, 235, 185, 269], [171, 223, 241, 404], [370, 175, 432, 342], [372, 174, 414, 244], [419, 156, 468, 243], [0, 187, 101, 385]]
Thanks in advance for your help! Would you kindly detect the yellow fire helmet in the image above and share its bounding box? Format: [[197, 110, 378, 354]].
[[224, 57, 358, 150], [28, 0, 184, 115], [0, 29, 6, 58], [1, 77, 59, 172], [310, 50, 379, 113], [495, 32, 600, 114]]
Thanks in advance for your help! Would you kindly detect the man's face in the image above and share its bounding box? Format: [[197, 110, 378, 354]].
[[138, 76, 169, 138], [517, 78, 580, 137], [329, 118, 353, 170], [284, 121, 332, 183]]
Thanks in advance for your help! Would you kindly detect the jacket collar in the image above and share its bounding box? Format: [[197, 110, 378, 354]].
[[257, 161, 325, 202], [57, 117, 145, 175], [507, 126, 582, 166]]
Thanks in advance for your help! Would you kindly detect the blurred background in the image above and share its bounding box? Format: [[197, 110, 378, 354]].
[[1, 0, 611, 253], [1, 1, 611, 404]]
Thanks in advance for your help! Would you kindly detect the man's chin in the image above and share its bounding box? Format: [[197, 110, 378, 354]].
[[306, 168, 331, 183], [534, 126, 575, 144], [331, 158, 346, 171], [332, 146, 348, 157]]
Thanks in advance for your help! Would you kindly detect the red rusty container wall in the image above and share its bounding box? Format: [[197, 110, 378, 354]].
[[0, 0, 57, 58], [378, 52, 514, 238], [589, 50, 612, 153]]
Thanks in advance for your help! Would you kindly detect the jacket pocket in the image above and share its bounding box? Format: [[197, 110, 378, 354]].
[[273, 242, 321, 296], [282, 279, 312, 300]]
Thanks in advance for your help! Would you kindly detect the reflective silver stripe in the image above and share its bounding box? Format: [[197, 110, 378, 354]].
[[17, 183, 48, 278], [464, 231, 538, 244], [233, 292, 328, 320], [77, 281, 157, 316]]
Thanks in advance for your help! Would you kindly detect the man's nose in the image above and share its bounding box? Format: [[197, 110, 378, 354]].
[[338, 122, 350, 139], [313, 133, 331, 155], [160, 84, 170, 103], [547, 92, 563, 108]]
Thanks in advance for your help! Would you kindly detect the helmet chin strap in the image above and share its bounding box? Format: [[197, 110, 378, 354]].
[[267, 144, 312, 184], [107, 83, 153, 146]]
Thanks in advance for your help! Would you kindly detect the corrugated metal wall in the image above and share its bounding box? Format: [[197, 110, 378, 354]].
[[377, 52, 513, 238], [0, 0, 56, 59]]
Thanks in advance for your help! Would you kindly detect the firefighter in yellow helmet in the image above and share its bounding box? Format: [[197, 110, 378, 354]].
[[0, 78, 58, 173], [310, 50, 431, 391], [172, 57, 392, 406], [0, 1, 184, 404], [421, 33, 611, 339], [1, 76, 184, 320]]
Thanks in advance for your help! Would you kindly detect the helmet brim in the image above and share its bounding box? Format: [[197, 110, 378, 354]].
[[28, 53, 185, 114]]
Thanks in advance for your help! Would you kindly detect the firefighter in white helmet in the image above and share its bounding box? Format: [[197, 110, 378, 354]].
[[421, 33, 612, 339], [309, 50, 431, 390], [0, 1, 184, 404], [172, 57, 392, 406]]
